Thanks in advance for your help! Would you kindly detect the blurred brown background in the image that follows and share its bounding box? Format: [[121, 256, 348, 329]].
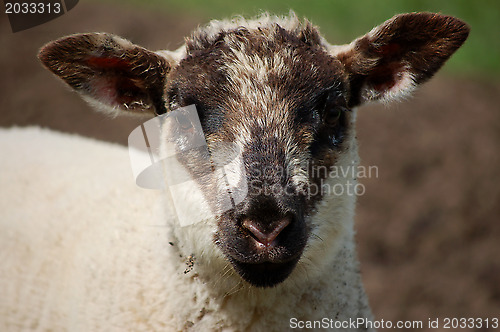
[[1, 2, 499, 330]]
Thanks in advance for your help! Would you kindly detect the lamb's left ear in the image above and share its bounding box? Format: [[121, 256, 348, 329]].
[[332, 13, 470, 107], [38, 33, 171, 116]]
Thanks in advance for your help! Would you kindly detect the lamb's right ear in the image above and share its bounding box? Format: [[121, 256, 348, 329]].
[[38, 33, 172, 116]]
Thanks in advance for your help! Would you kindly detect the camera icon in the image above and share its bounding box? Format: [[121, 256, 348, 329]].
[[128, 105, 247, 227]]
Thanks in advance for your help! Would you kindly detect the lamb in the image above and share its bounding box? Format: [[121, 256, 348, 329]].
[[0, 12, 468, 331]]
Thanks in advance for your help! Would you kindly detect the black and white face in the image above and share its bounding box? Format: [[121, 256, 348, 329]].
[[38, 13, 469, 288], [166, 25, 353, 287]]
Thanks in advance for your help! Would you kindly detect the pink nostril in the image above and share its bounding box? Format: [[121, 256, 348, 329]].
[[242, 216, 291, 247]]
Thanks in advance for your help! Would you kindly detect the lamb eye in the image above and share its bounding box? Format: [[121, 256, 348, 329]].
[[324, 107, 345, 126]]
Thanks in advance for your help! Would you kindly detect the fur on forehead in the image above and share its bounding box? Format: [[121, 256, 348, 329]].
[[185, 12, 328, 54], [167, 12, 348, 139]]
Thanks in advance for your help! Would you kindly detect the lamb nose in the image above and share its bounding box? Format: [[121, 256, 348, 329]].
[[242, 216, 291, 247]]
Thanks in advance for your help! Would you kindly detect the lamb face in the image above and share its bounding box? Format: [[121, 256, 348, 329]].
[[38, 13, 469, 289], [165, 25, 355, 287]]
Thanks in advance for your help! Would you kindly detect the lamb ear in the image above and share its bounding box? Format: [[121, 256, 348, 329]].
[[332, 13, 470, 107], [38, 33, 171, 116]]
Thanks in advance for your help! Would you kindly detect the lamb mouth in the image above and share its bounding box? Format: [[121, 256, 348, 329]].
[[230, 257, 300, 288]]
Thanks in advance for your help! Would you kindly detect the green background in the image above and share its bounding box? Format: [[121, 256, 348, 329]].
[[98, 0, 500, 80]]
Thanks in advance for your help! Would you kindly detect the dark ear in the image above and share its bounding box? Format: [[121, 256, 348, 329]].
[[332, 13, 470, 107], [38, 33, 171, 116]]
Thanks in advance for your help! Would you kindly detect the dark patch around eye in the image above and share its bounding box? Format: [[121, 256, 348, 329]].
[[324, 107, 342, 126], [295, 88, 346, 125], [202, 107, 225, 135], [305, 89, 349, 155], [167, 88, 225, 136], [309, 114, 347, 156]]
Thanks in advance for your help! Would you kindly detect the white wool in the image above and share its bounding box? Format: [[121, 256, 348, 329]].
[[0, 127, 372, 331], [0, 127, 168, 330]]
